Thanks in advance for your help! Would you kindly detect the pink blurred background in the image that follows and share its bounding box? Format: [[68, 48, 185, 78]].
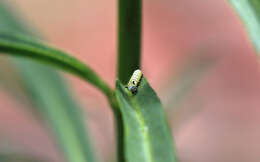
[[1, 0, 260, 162]]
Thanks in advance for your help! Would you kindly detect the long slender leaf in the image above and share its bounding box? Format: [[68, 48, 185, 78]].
[[163, 53, 215, 110], [115, 78, 178, 162], [0, 153, 47, 162], [0, 61, 26, 100], [0, 2, 98, 162], [117, 0, 142, 84], [0, 33, 113, 98], [229, 0, 260, 55]]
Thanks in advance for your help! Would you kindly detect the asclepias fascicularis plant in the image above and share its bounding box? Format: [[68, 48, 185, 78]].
[[0, 0, 178, 162], [0, 0, 260, 162]]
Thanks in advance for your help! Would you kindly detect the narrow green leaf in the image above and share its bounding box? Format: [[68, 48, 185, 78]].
[[19, 64, 98, 162], [0, 2, 98, 162], [163, 53, 215, 110], [0, 61, 26, 100], [117, 0, 142, 84], [0, 32, 113, 98], [229, 0, 260, 55], [0, 153, 47, 162], [115, 78, 178, 162]]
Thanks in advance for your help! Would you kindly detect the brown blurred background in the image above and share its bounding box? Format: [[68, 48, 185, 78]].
[[0, 0, 260, 162]]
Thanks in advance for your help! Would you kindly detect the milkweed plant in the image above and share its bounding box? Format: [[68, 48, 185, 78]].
[[0, 0, 259, 162]]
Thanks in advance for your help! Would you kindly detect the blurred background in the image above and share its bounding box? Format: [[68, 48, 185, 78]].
[[0, 0, 260, 162]]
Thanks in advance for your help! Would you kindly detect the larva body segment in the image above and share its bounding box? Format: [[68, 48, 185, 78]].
[[127, 69, 143, 94]]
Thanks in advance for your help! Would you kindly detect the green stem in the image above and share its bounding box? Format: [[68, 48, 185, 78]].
[[116, 0, 142, 161], [113, 109, 125, 162], [117, 0, 142, 84]]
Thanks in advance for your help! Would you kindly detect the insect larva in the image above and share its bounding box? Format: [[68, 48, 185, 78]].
[[127, 69, 143, 94]]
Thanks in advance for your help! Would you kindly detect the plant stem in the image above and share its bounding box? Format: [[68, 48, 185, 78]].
[[117, 0, 142, 84], [116, 0, 142, 161], [113, 109, 125, 162]]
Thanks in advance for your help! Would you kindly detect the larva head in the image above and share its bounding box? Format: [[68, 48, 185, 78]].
[[128, 85, 138, 95]]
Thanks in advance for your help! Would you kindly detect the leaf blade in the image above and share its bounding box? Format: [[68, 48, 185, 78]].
[[0, 153, 47, 162], [0, 32, 112, 98], [229, 0, 260, 55], [0, 2, 98, 162], [115, 78, 178, 162], [18, 62, 97, 162]]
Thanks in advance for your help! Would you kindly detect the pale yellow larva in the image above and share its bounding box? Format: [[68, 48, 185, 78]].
[[127, 69, 143, 94]]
